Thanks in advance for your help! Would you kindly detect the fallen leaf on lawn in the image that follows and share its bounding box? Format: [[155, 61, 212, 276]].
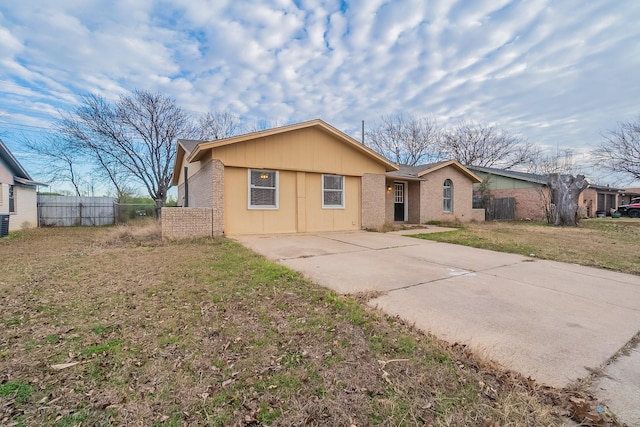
[[50, 362, 81, 370]]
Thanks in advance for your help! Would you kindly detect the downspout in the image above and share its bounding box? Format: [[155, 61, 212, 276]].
[[183, 166, 189, 207]]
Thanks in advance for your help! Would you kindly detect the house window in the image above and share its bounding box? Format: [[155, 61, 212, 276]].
[[443, 179, 453, 212], [8, 185, 15, 213], [322, 175, 344, 208], [248, 169, 278, 209]]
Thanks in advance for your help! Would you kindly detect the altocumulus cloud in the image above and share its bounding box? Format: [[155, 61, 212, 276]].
[[0, 0, 639, 183]]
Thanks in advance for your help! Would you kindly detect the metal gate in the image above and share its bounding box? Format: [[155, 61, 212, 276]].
[[485, 197, 515, 221]]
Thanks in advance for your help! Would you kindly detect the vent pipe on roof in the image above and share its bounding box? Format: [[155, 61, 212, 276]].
[[361, 120, 365, 145]]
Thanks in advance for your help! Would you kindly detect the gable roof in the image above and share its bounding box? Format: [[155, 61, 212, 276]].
[[0, 139, 46, 186], [387, 160, 481, 183], [0, 139, 31, 180], [466, 165, 548, 185], [172, 119, 398, 185]]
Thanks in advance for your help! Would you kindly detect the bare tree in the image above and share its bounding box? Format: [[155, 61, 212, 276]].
[[197, 111, 241, 140], [58, 90, 197, 214], [23, 134, 85, 196], [592, 116, 640, 181], [527, 147, 578, 175], [440, 120, 539, 169], [366, 114, 441, 166]]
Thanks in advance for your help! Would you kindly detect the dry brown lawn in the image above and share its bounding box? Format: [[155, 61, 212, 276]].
[[0, 222, 623, 426]]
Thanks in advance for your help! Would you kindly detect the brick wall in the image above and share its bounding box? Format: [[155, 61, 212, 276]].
[[211, 160, 224, 232], [490, 187, 549, 220], [419, 167, 476, 223], [361, 173, 386, 230], [186, 160, 214, 207], [161, 208, 214, 239], [407, 181, 420, 223]]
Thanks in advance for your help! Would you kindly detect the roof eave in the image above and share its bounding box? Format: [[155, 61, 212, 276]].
[[186, 119, 399, 172]]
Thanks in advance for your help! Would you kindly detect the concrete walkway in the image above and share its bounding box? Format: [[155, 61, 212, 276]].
[[232, 229, 640, 425]]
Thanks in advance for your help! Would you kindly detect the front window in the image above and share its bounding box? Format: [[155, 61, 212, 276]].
[[443, 179, 453, 212], [8, 185, 15, 213], [248, 169, 278, 209], [322, 175, 344, 208]]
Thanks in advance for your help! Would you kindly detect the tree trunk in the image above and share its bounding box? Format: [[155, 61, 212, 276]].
[[547, 174, 588, 226]]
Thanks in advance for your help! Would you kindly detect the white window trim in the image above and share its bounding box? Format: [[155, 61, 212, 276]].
[[322, 174, 345, 209], [443, 179, 453, 212], [248, 169, 279, 210]]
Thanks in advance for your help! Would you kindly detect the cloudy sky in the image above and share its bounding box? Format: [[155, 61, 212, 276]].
[[1, 0, 639, 188]]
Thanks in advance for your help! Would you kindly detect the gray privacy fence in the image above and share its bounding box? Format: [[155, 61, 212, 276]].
[[38, 195, 117, 226]]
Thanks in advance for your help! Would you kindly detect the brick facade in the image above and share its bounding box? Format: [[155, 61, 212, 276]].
[[361, 173, 386, 230], [419, 167, 476, 223], [165, 159, 225, 239], [211, 160, 224, 232], [490, 187, 549, 220], [162, 207, 221, 239]]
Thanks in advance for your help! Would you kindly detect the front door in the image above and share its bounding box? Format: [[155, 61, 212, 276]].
[[394, 182, 405, 221]]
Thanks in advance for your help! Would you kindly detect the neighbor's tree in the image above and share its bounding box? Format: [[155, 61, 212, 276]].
[[58, 90, 197, 215], [197, 110, 241, 140], [440, 120, 539, 169], [366, 114, 442, 166], [547, 173, 589, 226], [23, 134, 85, 196], [592, 115, 640, 181]]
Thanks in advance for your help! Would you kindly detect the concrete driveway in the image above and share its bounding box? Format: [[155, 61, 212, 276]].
[[232, 229, 640, 424]]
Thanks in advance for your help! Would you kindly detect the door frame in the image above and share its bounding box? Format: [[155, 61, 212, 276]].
[[393, 181, 409, 222]]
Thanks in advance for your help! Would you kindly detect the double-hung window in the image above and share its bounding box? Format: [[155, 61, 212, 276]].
[[248, 169, 278, 209], [322, 175, 344, 208]]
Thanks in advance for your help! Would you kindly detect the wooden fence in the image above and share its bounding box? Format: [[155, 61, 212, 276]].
[[485, 197, 516, 221], [38, 196, 117, 226]]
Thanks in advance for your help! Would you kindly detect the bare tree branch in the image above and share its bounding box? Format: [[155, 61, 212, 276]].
[[440, 120, 539, 169], [366, 114, 442, 166], [22, 134, 85, 196], [198, 111, 241, 140], [57, 90, 197, 210], [592, 116, 640, 181]]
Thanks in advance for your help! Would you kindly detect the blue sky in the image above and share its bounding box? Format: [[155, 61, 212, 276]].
[[1, 0, 639, 192]]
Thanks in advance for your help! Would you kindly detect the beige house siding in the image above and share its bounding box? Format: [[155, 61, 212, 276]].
[[207, 127, 387, 177], [8, 186, 38, 230], [0, 183, 6, 213], [169, 121, 398, 236], [361, 173, 386, 230], [223, 167, 361, 235], [419, 167, 475, 223]]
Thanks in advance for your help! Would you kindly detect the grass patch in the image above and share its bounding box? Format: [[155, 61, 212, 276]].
[[412, 218, 640, 274], [0, 381, 35, 403], [0, 226, 576, 426]]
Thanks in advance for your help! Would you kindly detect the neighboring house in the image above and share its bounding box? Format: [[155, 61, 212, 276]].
[[0, 139, 45, 231], [386, 162, 483, 224], [468, 165, 621, 220], [167, 119, 483, 237], [467, 166, 549, 220], [581, 184, 621, 216], [619, 188, 640, 206]]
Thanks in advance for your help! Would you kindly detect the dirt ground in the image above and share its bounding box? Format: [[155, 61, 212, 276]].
[[0, 224, 622, 426]]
